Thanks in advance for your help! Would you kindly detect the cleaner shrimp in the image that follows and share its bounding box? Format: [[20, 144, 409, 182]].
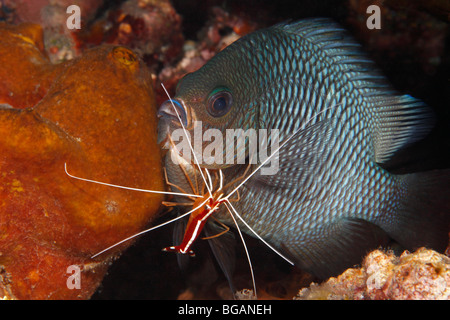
[[64, 83, 339, 299]]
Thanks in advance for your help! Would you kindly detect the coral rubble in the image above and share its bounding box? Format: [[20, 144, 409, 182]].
[[296, 248, 450, 300]]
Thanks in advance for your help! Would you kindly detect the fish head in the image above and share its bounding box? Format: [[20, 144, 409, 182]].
[[158, 40, 263, 169]]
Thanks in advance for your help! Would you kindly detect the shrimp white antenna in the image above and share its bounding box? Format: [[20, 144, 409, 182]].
[[218, 169, 224, 191], [205, 168, 214, 192], [224, 201, 257, 299], [64, 163, 201, 199], [224, 103, 341, 201], [161, 83, 213, 198], [91, 197, 211, 258], [225, 199, 294, 266], [217, 103, 342, 266]]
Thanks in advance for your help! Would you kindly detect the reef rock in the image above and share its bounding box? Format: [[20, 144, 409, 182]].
[[0, 23, 165, 299], [75, 0, 184, 70], [296, 248, 450, 300]]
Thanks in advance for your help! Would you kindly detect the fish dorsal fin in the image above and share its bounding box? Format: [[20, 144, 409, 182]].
[[277, 18, 381, 78], [252, 118, 333, 189], [368, 94, 434, 163], [276, 18, 434, 163], [283, 218, 390, 279]]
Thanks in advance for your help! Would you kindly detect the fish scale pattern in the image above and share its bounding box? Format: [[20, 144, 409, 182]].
[[211, 20, 414, 276], [163, 18, 447, 279]]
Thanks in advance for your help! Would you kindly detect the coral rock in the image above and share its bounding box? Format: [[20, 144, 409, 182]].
[[156, 5, 261, 105], [365, 248, 450, 300], [0, 23, 165, 299], [7, 0, 105, 63], [76, 0, 184, 71], [296, 248, 450, 300], [11, 0, 102, 25]]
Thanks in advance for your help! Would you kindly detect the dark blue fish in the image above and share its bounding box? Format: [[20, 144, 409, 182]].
[[158, 18, 449, 280]]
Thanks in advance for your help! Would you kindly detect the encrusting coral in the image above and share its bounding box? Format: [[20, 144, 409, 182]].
[[295, 248, 450, 300], [0, 22, 165, 299]]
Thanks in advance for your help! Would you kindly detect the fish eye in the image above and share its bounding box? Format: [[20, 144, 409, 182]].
[[206, 89, 232, 117]]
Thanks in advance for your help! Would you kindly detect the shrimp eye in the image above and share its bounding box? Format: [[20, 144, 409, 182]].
[[206, 89, 232, 117]]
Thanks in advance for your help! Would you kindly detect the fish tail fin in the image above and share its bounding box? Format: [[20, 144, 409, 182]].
[[383, 170, 450, 252]]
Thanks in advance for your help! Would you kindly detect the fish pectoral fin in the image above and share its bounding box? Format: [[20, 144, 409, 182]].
[[252, 118, 334, 189], [204, 220, 237, 295], [285, 218, 389, 279], [173, 211, 191, 270]]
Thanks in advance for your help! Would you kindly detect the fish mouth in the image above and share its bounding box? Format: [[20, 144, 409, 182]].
[[157, 98, 191, 147], [158, 99, 188, 126]]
